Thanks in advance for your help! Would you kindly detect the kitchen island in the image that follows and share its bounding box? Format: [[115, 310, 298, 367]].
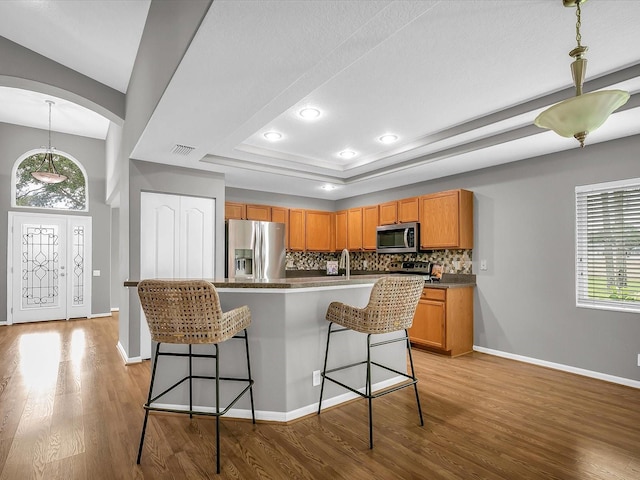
[[127, 275, 416, 423]]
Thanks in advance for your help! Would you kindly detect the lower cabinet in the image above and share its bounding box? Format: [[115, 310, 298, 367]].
[[409, 286, 473, 356]]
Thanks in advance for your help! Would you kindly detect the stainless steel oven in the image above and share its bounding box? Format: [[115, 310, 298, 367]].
[[376, 222, 419, 253]]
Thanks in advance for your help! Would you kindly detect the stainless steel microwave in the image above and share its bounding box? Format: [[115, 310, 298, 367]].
[[376, 222, 420, 253]]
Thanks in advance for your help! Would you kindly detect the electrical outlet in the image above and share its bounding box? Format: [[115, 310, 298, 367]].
[[480, 260, 488, 271], [453, 261, 461, 270], [363, 260, 368, 269], [637, 353, 640, 367], [312, 370, 321, 386]]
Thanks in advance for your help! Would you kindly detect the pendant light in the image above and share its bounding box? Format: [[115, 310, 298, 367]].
[[31, 100, 68, 184], [534, 0, 630, 148]]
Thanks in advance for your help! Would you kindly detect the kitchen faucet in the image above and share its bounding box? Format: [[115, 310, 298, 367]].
[[339, 248, 350, 279]]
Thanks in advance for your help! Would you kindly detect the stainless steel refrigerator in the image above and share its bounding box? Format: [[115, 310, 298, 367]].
[[226, 219, 286, 280]]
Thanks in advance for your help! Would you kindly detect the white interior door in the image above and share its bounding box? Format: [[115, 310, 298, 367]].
[[140, 192, 215, 359], [8, 212, 92, 324]]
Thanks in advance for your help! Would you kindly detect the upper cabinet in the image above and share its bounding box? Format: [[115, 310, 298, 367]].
[[225, 202, 246, 220], [362, 205, 378, 251], [335, 210, 347, 251], [227, 188, 473, 253], [271, 206, 289, 249], [398, 197, 419, 223], [347, 208, 363, 251], [305, 210, 333, 252], [420, 189, 473, 249], [246, 204, 271, 221], [288, 209, 305, 251], [378, 197, 419, 225], [379, 201, 398, 225]]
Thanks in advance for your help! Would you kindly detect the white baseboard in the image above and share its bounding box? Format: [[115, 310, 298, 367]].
[[91, 312, 112, 318], [151, 375, 405, 423], [473, 346, 640, 389], [117, 341, 142, 365]]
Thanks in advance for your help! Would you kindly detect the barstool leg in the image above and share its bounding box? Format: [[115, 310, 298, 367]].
[[243, 329, 256, 424], [189, 344, 193, 419], [137, 342, 162, 464], [367, 334, 373, 449], [318, 322, 334, 414], [215, 343, 220, 474], [405, 329, 424, 426]]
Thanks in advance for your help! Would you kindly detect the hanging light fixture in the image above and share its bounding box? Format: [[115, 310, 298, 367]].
[[534, 0, 629, 148], [31, 100, 68, 184]]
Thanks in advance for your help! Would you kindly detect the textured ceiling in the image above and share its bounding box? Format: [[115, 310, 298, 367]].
[[1, 0, 639, 200]]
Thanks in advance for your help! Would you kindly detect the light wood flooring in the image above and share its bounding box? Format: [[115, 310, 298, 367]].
[[1, 315, 639, 479]]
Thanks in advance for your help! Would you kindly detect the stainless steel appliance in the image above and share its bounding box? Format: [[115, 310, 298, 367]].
[[376, 222, 420, 254], [226, 219, 286, 280], [388, 260, 432, 282]]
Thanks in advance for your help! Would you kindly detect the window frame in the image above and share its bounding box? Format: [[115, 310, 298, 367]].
[[575, 177, 640, 314], [11, 148, 89, 212]]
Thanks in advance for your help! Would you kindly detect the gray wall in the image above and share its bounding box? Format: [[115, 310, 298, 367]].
[[226, 187, 335, 211], [118, 0, 213, 358], [0, 122, 111, 318], [333, 135, 640, 382], [126, 160, 226, 357], [0, 36, 124, 124], [110, 208, 120, 310]]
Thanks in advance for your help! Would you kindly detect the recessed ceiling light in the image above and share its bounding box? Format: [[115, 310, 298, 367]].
[[299, 107, 321, 119], [320, 184, 337, 191], [378, 134, 398, 144], [338, 150, 357, 159], [263, 131, 282, 141]]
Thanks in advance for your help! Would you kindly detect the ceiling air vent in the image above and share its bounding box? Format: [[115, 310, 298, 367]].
[[171, 144, 195, 156]]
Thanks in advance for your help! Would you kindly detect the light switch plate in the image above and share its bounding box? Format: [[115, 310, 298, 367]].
[[92, 270, 100, 276]]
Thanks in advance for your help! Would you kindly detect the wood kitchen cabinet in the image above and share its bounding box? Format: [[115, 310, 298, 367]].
[[347, 208, 363, 251], [379, 197, 419, 225], [288, 209, 305, 251], [379, 201, 398, 225], [420, 189, 473, 249], [246, 204, 271, 221], [362, 205, 379, 251], [225, 202, 246, 220], [409, 286, 474, 357], [271, 206, 289, 249], [305, 210, 333, 252], [335, 210, 347, 251], [398, 196, 419, 223]]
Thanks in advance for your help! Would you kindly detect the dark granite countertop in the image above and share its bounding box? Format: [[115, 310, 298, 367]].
[[124, 273, 475, 289]]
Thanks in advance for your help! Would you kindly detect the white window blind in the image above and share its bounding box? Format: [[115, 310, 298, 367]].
[[576, 178, 640, 313]]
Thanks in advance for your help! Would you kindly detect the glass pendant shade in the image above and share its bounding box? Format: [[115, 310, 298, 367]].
[[534, 1, 630, 147], [31, 151, 68, 184], [534, 89, 630, 145]]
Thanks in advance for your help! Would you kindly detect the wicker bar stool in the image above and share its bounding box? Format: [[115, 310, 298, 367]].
[[317, 275, 425, 448], [136, 279, 255, 474]]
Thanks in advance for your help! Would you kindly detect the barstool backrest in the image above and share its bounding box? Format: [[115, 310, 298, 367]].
[[138, 279, 228, 344], [363, 275, 425, 333]]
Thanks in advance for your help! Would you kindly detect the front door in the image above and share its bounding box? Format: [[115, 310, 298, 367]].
[[8, 212, 92, 324]]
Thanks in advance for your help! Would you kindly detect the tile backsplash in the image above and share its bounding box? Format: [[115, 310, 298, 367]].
[[286, 250, 472, 274]]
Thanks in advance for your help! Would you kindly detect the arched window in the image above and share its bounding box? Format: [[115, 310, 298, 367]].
[[12, 149, 88, 211]]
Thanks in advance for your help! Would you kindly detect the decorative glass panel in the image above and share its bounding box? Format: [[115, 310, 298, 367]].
[[21, 224, 60, 308], [72, 225, 85, 305]]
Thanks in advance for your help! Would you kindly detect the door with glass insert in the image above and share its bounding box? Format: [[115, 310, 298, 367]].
[[8, 213, 92, 323]]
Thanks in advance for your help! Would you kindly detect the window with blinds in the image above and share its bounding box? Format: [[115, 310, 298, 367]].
[[576, 178, 640, 313]]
